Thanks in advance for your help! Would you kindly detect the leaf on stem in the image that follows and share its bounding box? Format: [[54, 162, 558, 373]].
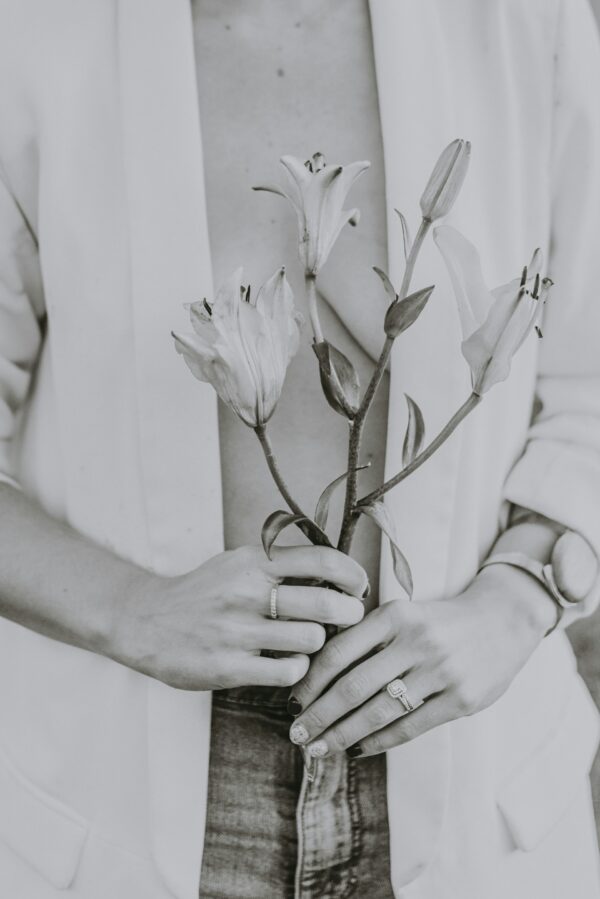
[[394, 209, 412, 261], [361, 501, 413, 598], [402, 394, 425, 466], [315, 463, 371, 531], [384, 285, 435, 339], [313, 340, 361, 420], [261, 510, 330, 559], [373, 266, 398, 302]]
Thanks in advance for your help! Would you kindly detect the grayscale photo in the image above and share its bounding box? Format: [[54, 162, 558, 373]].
[[1, 1, 600, 897]]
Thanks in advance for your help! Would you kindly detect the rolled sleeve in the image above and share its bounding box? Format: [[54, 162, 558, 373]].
[[503, 0, 600, 620], [0, 165, 44, 486]]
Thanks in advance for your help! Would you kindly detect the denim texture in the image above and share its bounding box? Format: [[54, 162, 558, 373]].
[[200, 685, 395, 898]]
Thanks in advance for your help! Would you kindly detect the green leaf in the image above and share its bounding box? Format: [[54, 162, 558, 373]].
[[314, 463, 371, 531], [384, 285, 434, 339], [361, 501, 413, 598], [373, 266, 397, 302], [313, 340, 361, 420], [402, 394, 425, 467], [394, 209, 412, 261], [261, 510, 331, 559]]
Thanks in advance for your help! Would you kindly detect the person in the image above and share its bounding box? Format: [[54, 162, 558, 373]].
[[1, 1, 600, 897]]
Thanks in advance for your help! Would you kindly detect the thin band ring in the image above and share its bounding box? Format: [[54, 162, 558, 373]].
[[270, 585, 279, 620], [386, 677, 417, 713]]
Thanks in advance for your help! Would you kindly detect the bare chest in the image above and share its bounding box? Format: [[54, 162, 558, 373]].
[[192, 0, 389, 598]]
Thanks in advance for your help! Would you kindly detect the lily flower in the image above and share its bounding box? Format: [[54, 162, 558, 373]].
[[253, 152, 370, 276], [434, 225, 551, 395], [172, 268, 302, 427], [420, 139, 471, 223]]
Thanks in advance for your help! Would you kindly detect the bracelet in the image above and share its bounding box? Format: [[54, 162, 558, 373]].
[[478, 551, 581, 636]]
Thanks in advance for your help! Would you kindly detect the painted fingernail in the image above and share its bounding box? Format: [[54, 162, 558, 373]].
[[308, 739, 329, 758], [287, 697, 303, 716], [346, 744, 363, 758], [290, 723, 310, 745]]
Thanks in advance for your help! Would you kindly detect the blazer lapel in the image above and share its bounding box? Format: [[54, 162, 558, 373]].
[[117, 2, 220, 896], [370, 1, 461, 888]]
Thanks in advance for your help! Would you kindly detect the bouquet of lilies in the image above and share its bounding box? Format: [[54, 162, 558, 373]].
[[172, 140, 551, 598]]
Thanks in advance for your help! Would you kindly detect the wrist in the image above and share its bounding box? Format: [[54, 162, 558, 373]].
[[474, 563, 557, 640], [101, 564, 159, 670]]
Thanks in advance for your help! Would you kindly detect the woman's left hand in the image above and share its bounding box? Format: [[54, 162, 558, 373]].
[[288, 564, 557, 758]]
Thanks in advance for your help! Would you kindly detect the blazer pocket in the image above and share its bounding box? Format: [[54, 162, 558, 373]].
[[496, 674, 600, 852], [0, 745, 89, 889]]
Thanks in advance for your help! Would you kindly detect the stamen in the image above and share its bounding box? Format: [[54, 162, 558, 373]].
[[520, 266, 528, 288], [202, 299, 212, 316], [535, 326, 543, 339], [532, 273, 541, 300]]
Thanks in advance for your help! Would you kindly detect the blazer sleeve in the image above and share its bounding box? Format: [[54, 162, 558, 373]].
[[0, 164, 44, 487], [502, 0, 600, 622]]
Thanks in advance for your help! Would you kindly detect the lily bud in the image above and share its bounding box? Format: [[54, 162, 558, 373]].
[[254, 153, 370, 276], [435, 225, 549, 395], [420, 139, 471, 223], [313, 340, 360, 420], [172, 267, 302, 427]]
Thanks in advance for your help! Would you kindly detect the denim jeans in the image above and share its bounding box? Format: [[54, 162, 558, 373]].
[[199, 685, 395, 899]]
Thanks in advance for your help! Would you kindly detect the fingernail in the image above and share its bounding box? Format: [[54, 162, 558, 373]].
[[346, 744, 363, 758], [290, 723, 310, 745], [287, 697, 303, 716], [308, 739, 329, 758]]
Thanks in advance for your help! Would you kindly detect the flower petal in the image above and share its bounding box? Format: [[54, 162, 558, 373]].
[[434, 225, 492, 337]]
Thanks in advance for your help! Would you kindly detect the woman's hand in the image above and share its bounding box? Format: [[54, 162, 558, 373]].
[[287, 564, 557, 758], [112, 544, 367, 691]]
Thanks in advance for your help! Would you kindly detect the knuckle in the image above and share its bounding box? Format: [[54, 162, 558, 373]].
[[303, 706, 328, 732], [273, 662, 300, 688], [315, 588, 336, 621], [453, 681, 477, 716], [327, 726, 349, 751], [366, 699, 395, 729], [317, 547, 341, 581], [320, 639, 346, 672], [302, 624, 326, 654], [340, 670, 370, 704], [382, 599, 404, 635], [365, 732, 384, 755]]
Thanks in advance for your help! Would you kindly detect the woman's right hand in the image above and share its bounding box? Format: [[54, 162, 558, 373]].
[[112, 544, 367, 691]]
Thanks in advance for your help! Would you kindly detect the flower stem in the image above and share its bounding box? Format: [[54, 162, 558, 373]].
[[356, 392, 481, 508], [255, 425, 306, 518], [337, 218, 432, 554], [305, 274, 324, 344]]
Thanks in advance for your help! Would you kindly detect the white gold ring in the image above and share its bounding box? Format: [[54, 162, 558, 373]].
[[270, 585, 279, 620], [386, 677, 416, 713]]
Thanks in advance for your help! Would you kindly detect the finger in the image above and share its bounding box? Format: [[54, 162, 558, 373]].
[[290, 607, 390, 712], [297, 670, 429, 756], [274, 585, 364, 627], [290, 646, 402, 744], [350, 694, 448, 757], [254, 620, 326, 655], [243, 653, 310, 687], [267, 545, 368, 598]]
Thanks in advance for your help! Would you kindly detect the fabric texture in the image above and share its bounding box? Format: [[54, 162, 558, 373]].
[[199, 687, 394, 899]]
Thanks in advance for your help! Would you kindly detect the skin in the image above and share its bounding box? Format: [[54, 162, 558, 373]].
[[0, 485, 366, 691], [290, 523, 597, 758]]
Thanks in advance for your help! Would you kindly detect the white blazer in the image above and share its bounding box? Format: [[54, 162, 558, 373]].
[[0, 1, 600, 897]]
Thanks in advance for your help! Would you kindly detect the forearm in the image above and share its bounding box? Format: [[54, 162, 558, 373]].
[[0, 483, 146, 659]]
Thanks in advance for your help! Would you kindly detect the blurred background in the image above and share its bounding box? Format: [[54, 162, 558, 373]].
[[563, 0, 600, 844]]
